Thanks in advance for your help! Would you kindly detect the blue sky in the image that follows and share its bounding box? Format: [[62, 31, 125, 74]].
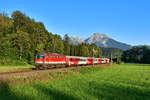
[[1, 0, 150, 46]]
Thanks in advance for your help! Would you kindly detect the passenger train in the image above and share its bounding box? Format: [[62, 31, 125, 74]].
[[35, 52, 109, 69]]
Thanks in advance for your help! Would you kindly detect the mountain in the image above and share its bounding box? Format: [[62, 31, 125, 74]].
[[69, 36, 85, 45], [69, 33, 132, 50]]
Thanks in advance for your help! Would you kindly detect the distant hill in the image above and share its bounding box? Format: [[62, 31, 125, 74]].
[[70, 33, 132, 50], [134, 45, 150, 49]]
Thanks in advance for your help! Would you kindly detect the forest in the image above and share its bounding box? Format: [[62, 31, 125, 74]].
[[122, 46, 150, 64]]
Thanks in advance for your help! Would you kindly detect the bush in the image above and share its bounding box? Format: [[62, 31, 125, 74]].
[[116, 57, 123, 64], [0, 57, 27, 66]]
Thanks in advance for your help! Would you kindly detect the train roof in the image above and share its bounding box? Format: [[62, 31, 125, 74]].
[[66, 56, 108, 59], [36, 52, 109, 59], [66, 56, 87, 59], [36, 52, 65, 56]]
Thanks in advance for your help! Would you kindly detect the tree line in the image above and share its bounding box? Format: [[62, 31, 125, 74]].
[[122, 46, 150, 64], [0, 11, 103, 65]]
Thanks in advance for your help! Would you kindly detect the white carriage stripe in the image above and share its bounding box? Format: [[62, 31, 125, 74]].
[[35, 62, 66, 64], [78, 62, 87, 64], [35, 61, 109, 64]]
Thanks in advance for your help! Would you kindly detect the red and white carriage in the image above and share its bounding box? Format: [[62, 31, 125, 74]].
[[35, 52, 109, 69]]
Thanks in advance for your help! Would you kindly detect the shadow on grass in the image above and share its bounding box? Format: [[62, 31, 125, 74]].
[[33, 84, 78, 100], [0, 81, 78, 100], [86, 81, 150, 100], [0, 81, 33, 100]]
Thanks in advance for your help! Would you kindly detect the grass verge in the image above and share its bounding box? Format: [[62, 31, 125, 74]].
[[0, 65, 34, 73]]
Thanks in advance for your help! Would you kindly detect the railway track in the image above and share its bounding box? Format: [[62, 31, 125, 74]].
[[0, 64, 110, 80]]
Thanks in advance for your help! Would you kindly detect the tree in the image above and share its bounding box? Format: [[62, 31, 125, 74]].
[[0, 13, 13, 37], [45, 34, 64, 54], [70, 44, 75, 56], [63, 34, 70, 55], [12, 30, 31, 60], [12, 11, 30, 32]]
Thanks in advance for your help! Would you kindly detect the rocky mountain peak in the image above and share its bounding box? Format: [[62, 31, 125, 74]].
[[69, 33, 132, 50], [69, 36, 85, 45], [92, 33, 109, 38]]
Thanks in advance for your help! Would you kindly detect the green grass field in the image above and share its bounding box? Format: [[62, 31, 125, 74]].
[[0, 64, 150, 100], [0, 65, 34, 73]]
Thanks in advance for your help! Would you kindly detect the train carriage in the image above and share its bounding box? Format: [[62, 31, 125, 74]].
[[66, 56, 87, 66], [66, 56, 80, 66], [98, 58, 103, 64], [86, 58, 94, 65]]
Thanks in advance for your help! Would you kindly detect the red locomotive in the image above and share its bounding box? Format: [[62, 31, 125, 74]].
[[35, 52, 109, 69]]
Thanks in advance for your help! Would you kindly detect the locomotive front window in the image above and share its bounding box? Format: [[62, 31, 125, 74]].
[[36, 55, 45, 59]]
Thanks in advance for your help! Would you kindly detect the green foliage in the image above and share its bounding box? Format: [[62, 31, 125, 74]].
[[102, 47, 123, 58], [63, 34, 70, 55], [0, 11, 62, 65], [45, 34, 64, 54], [12, 10, 30, 32], [122, 46, 150, 64], [116, 57, 123, 64], [0, 13, 14, 36], [70, 43, 102, 57]]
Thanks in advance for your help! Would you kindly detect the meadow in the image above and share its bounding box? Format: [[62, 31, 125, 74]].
[[0, 64, 150, 100], [0, 65, 34, 73]]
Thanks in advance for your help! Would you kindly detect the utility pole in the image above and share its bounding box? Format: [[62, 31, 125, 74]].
[[111, 53, 113, 65], [93, 47, 94, 66]]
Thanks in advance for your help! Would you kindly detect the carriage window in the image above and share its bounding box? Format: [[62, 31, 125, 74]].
[[79, 59, 86, 61], [48, 56, 55, 58], [94, 59, 97, 61], [70, 58, 79, 61], [77, 59, 80, 61], [60, 56, 63, 58], [48, 56, 52, 58], [51, 56, 65, 59], [88, 59, 93, 61]]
